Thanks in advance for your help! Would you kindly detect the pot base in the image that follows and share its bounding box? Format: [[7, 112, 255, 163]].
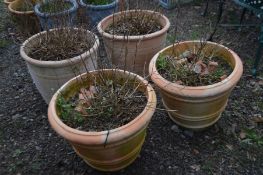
[[72, 133, 145, 172], [162, 100, 223, 130]]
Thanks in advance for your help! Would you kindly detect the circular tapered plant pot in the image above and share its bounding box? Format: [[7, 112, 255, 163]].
[[8, 0, 40, 34], [149, 41, 243, 130], [20, 28, 99, 104], [34, 0, 78, 30], [48, 69, 157, 172], [79, 0, 118, 27], [97, 10, 170, 76]]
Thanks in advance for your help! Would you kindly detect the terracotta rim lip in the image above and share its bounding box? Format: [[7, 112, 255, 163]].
[[97, 10, 170, 41], [48, 69, 156, 143], [79, 0, 118, 10], [4, 0, 14, 5], [20, 28, 99, 68], [8, 1, 34, 14], [149, 40, 243, 90], [34, 0, 78, 17]]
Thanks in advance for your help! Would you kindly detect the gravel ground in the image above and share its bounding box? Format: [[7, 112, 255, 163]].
[[0, 0, 263, 174]]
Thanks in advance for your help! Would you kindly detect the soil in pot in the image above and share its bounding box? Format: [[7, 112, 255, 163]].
[[56, 72, 147, 132], [39, 1, 73, 13], [156, 42, 233, 86], [16, 1, 33, 11], [83, 0, 112, 5], [27, 28, 95, 61], [105, 11, 163, 35]]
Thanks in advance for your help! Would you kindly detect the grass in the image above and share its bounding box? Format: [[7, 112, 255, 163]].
[[0, 39, 11, 48], [12, 149, 23, 158], [242, 129, 263, 147]]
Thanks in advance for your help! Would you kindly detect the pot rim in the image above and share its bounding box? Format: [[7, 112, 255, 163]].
[[4, 0, 15, 5], [149, 41, 243, 97], [8, 0, 34, 14], [97, 9, 170, 41], [79, 0, 118, 10], [20, 27, 99, 68], [34, 0, 78, 18], [48, 69, 157, 145]]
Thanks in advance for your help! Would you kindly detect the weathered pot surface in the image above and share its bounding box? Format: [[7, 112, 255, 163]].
[[4, 0, 15, 6], [20, 28, 99, 103], [97, 10, 170, 76], [48, 69, 157, 171], [149, 41, 243, 130], [8, 0, 40, 34]]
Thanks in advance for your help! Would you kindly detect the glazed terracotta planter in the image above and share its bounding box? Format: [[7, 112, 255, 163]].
[[149, 41, 243, 130], [20, 28, 99, 103], [8, 0, 40, 34], [97, 10, 170, 76], [48, 69, 157, 171]]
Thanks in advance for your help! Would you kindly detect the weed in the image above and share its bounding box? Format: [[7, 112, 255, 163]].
[[156, 53, 168, 70], [242, 129, 263, 147], [0, 39, 11, 48], [57, 95, 84, 126], [8, 163, 17, 172], [12, 149, 23, 158], [31, 162, 41, 172], [201, 161, 214, 174]]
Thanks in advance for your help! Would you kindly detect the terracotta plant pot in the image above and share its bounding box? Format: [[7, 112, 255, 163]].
[[48, 69, 157, 171], [149, 41, 243, 130], [97, 10, 170, 76], [8, 0, 40, 34], [20, 28, 99, 103]]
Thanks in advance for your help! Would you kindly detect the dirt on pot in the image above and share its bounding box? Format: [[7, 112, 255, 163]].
[[105, 11, 163, 35], [27, 28, 95, 61]]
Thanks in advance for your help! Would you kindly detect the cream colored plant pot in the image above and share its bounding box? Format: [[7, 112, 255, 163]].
[[97, 10, 170, 76], [20, 28, 99, 103], [149, 41, 243, 130], [48, 69, 157, 171]]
